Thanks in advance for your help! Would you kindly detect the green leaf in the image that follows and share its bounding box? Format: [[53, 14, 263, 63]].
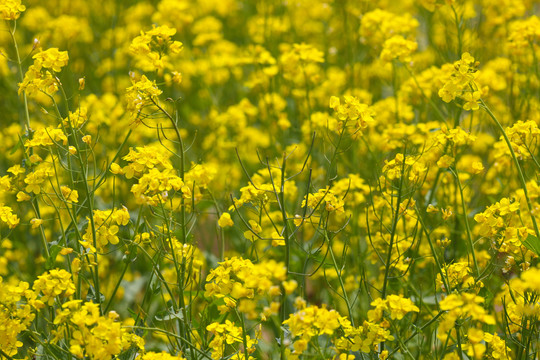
[[45, 244, 62, 270], [155, 307, 184, 322], [10, 138, 23, 155], [522, 234, 540, 256]]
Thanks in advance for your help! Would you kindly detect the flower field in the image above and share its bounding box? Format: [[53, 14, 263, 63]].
[[1, 0, 540, 359]]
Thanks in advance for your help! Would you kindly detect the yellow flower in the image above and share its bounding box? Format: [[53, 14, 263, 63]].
[[472, 161, 484, 174], [7, 165, 25, 176], [30, 218, 43, 229], [437, 155, 454, 168], [462, 91, 482, 111], [32, 269, 75, 305], [282, 280, 298, 295], [59, 248, 73, 255], [0, 205, 20, 228], [442, 207, 454, 220], [32, 48, 69, 72], [61, 186, 79, 203], [218, 212, 234, 228], [271, 231, 285, 247], [29, 154, 42, 163], [380, 35, 417, 63], [110, 162, 123, 175], [0, 0, 25, 20], [16, 191, 31, 202]]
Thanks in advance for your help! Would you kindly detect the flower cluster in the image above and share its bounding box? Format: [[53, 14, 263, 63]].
[[19, 48, 69, 97], [301, 187, 345, 214], [283, 302, 350, 357], [0, 204, 20, 228], [80, 207, 130, 251], [3, 0, 540, 359], [125, 75, 163, 121], [129, 24, 183, 72], [0, 0, 25, 20], [206, 320, 258, 360], [204, 257, 288, 318], [367, 294, 420, 322], [380, 35, 418, 63], [0, 277, 40, 356], [53, 300, 144, 360], [329, 95, 375, 135], [32, 269, 76, 305], [438, 52, 483, 110]]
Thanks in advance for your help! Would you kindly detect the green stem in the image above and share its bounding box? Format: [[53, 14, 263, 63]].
[[0, 348, 15, 360], [381, 148, 407, 299], [129, 326, 211, 359], [326, 230, 355, 326], [54, 86, 102, 312], [8, 21, 50, 258], [415, 205, 451, 292], [481, 99, 540, 241], [449, 167, 479, 277], [238, 311, 251, 360], [451, 5, 463, 57], [8, 20, 31, 133], [455, 321, 464, 360]]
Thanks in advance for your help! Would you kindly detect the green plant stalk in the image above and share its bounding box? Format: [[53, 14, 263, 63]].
[[0, 348, 15, 360], [455, 321, 464, 360], [279, 154, 290, 273], [46, 146, 89, 298], [135, 241, 180, 311], [392, 61, 400, 123], [451, 5, 463, 57], [387, 311, 445, 357], [403, 64, 447, 122], [481, 99, 540, 241], [415, 205, 451, 292], [28, 201, 50, 258], [274, 154, 291, 360], [381, 150, 407, 299], [326, 126, 347, 183], [129, 326, 212, 359], [153, 99, 196, 360], [449, 167, 479, 277], [302, 63, 313, 134], [103, 257, 129, 314], [8, 21, 31, 134], [52, 87, 102, 312], [325, 230, 355, 326], [8, 21, 51, 259], [390, 321, 416, 360], [238, 310, 251, 360], [160, 201, 188, 348]]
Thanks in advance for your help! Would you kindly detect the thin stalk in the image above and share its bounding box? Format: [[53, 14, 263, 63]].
[[451, 5, 463, 57], [238, 311, 250, 360], [7, 20, 31, 132], [325, 230, 355, 326], [129, 326, 212, 359], [152, 99, 196, 360], [8, 22, 50, 258], [53, 87, 102, 312], [381, 149, 407, 299], [0, 348, 15, 360], [481, 99, 540, 241], [449, 167, 479, 277], [415, 205, 451, 292], [455, 322, 464, 360]]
